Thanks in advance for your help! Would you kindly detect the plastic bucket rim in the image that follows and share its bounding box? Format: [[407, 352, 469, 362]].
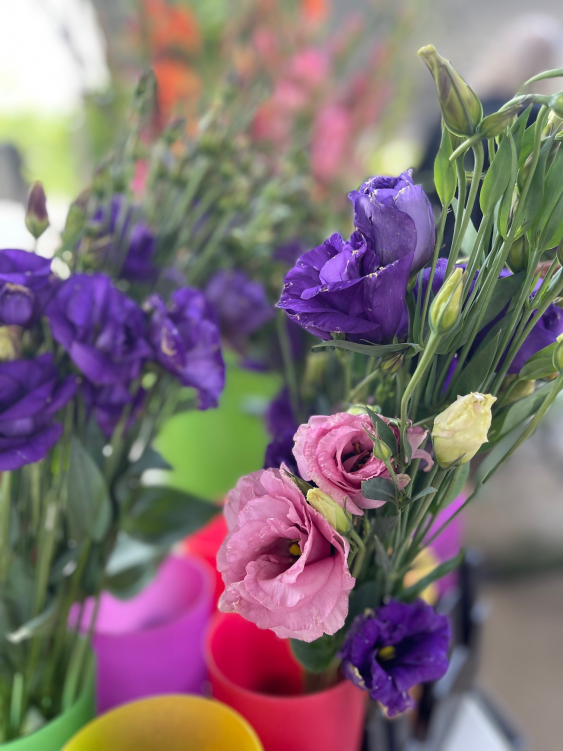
[[62, 693, 263, 751], [205, 612, 355, 706], [90, 554, 214, 641]]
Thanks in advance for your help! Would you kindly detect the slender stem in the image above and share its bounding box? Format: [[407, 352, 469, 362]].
[[446, 143, 484, 278], [0, 472, 12, 583], [420, 208, 448, 335], [399, 333, 440, 464]]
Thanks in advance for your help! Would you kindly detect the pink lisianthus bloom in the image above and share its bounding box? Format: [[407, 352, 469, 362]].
[[294, 412, 433, 515], [217, 467, 354, 642]]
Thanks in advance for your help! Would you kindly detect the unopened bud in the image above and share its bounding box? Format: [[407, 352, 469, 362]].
[[418, 45, 483, 137], [306, 488, 349, 534], [25, 182, 49, 239], [553, 334, 563, 371], [372, 436, 393, 462], [430, 267, 464, 334], [0, 326, 23, 361], [432, 392, 496, 468], [548, 92, 563, 120], [507, 236, 530, 273], [380, 351, 405, 374], [502, 376, 536, 405], [479, 101, 527, 139]]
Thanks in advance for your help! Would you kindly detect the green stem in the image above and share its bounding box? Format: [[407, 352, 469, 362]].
[[0, 471, 12, 583], [400, 333, 440, 464], [420, 208, 448, 337]]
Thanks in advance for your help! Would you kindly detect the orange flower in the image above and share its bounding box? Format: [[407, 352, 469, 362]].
[[144, 0, 201, 55], [301, 0, 329, 24], [153, 59, 202, 117]]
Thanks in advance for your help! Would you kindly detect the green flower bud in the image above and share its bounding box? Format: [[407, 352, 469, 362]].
[[306, 488, 349, 534], [347, 404, 368, 415], [432, 392, 496, 468], [501, 376, 536, 405], [25, 182, 49, 239], [418, 45, 483, 137], [380, 351, 405, 374], [429, 267, 464, 334], [372, 436, 393, 462], [479, 101, 527, 139], [506, 236, 530, 273], [548, 92, 563, 120], [553, 334, 563, 372], [0, 326, 23, 361]]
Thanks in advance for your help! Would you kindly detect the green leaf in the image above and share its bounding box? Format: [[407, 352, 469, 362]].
[[397, 551, 464, 602], [373, 511, 399, 542], [518, 342, 557, 380], [67, 436, 112, 543], [361, 477, 396, 504], [438, 463, 470, 508], [518, 121, 536, 169], [538, 188, 563, 251], [312, 340, 422, 358], [519, 134, 555, 234], [434, 127, 456, 206], [123, 487, 219, 546], [456, 273, 525, 351], [6, 600, 58, 644], [511, 106, 532, 158], [498, 132, 518, 238], [346, 581, 380, 625], [374, 535, 392, 574], [486, 381, 552, 446], [365, 407, 398, 457], [534, 145, 563, 237], [480, 133, 513, 215], [453, 325, 503, 396], [291, 634, 338, 673]]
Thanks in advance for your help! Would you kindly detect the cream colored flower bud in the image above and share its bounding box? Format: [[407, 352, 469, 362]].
[[432, 392, 496, 468], [306, 488, 349, 534], [553, 333, 563, 372], [430, 268, 464, 334]]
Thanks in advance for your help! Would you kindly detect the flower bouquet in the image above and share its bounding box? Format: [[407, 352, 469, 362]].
[[216, 46, 563, 736], [0, 79, 322, 744]]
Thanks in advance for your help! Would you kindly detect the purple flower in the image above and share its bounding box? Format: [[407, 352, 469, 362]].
[[91, 196, 157, 282], [263, 388, 298, 473], [147, 287, 225, 409], [205, 270, 274, 347], [340, 599, 450, 716], [349, 170, 435, 275], [0, 353, 76, 469], [278, 232, 413, 343], [0, 248, 56, 327], [47, 273, 152, 385]]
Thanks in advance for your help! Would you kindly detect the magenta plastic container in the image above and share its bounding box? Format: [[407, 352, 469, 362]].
[[83, 555, 214, 713]]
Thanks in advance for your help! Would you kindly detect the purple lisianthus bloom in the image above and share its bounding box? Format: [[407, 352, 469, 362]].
[[263, 388, 298, 474], [340, 599, 450, 716], [47, 273, 152, 385], [0, 248, 56, 327], [278, 233, 413, 343], [349, 170, 435, 275], [205, 270, 274, 347], [91, 195, 156, 282], [147, 287, 225, 409], [0, 353, 76, 469]]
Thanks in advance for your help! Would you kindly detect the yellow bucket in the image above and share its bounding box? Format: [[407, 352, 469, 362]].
[[62, 695, 263, 751]]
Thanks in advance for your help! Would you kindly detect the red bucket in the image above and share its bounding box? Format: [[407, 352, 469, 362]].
[[205, 613, 366, 751]]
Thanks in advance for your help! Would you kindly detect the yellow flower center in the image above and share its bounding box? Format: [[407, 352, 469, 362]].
[[289, 542, 302, 557], [377, 645, 396, 661]]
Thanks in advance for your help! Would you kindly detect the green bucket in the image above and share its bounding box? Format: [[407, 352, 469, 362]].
[[1, 655, 95, 751]]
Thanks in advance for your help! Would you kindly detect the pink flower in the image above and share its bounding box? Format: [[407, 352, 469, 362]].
[[311, 102, 352, 182], [217, 467, 354, 642], [294, 412, 433, 515]]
